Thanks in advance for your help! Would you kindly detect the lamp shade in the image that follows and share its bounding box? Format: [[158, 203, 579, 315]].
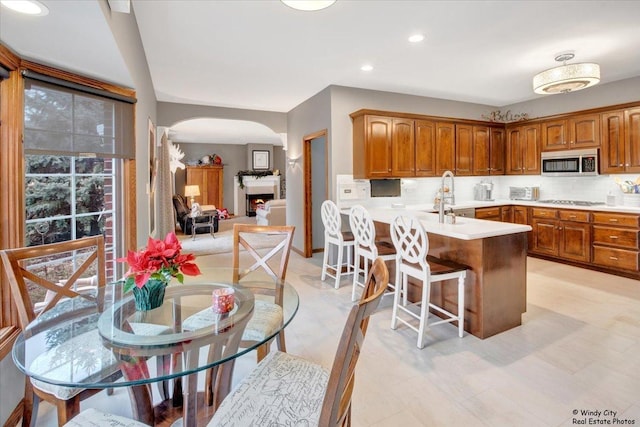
[[281, 0, 336, 11], [184, 185, 200, 198], [533, 62, 600, 95]]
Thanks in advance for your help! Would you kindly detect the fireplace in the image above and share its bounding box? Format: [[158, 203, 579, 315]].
[[233, 176, 281, 217], [246, 193, 274, 217]]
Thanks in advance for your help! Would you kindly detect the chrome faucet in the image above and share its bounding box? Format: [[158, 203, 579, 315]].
[[439, 170, 456, 223]]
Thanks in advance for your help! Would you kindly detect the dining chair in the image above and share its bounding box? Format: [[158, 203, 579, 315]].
[[320, 200, 355, 289], [389, 215, 468, 348], [208, 256, 389, 426], [0, 236, 121, 427], [349, 204, 396, 301], [232, 223, 295, 362]]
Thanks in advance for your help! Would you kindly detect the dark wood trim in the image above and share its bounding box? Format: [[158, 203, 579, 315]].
[[302, 129, 328, 258], [0, 44, 20, 70], [125, 160, 137, 252], [0, 69, 25, 331], [20, 59, 135, 99], [0, 326, 20, 360]]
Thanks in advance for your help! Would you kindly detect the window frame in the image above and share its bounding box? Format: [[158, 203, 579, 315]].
[[0, 45, 137, 354]]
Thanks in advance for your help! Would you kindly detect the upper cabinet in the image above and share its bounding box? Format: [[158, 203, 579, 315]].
[[506, 123, 541, 175], [541, 113, 600, 151], [472, 126, 505, 175], [435, 122, 455, 175], [415, 120, 437, 176], [601, 107, 640, 174]]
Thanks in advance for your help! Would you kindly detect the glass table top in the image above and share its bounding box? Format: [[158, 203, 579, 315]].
[[12, 268, 299, 389]]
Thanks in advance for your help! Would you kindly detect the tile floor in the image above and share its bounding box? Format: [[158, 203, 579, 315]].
[[35, 253, 640, 426]]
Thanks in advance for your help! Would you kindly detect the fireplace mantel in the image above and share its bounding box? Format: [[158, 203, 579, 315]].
[[233, 175, 280, 216]]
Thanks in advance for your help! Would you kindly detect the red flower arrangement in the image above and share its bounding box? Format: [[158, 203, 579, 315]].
[[118, 232, 201, 293]]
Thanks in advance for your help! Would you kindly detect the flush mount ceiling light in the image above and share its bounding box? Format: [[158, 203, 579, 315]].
[[281, 0, 336, 11], [533, 53, 600, 95], [0, 0, 49, 15], [360, 64, 373, 72]]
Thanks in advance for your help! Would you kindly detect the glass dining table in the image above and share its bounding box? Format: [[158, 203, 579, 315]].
[[12, 267, 299, 427]]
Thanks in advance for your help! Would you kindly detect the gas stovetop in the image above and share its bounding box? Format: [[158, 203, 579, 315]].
[[537, 199, 605, 206]]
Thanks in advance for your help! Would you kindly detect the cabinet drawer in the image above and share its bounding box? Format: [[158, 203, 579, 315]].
[[593, 246, 639, 271], [559, 210, 590, 223], [476, 207, 501, 219], [592, 212, 640, 228], [592, 226, 639, 249], [532, 208, 558, 219]]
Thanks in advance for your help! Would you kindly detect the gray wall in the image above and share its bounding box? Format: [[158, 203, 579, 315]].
[[157, 102, 287, 134], [504, 75, 640, 118], [286, 87, 332, 251], [100, 2, 158, 245]]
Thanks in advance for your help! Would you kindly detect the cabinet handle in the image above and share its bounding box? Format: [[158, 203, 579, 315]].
[[609, 235, 619, 239], [569, 215, 576, 219], [609, 219, 619, 222], [609, 256, 619, 261], [557, 226, 563, 230]]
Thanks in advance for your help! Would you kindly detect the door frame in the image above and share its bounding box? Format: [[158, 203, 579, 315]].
[[303, 129, 329, 257]]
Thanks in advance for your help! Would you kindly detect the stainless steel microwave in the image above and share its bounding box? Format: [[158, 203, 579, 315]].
[[541, 148, 599, 177]]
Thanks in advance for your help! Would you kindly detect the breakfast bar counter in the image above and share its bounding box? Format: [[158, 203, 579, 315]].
[[367, 208, 532, 339]]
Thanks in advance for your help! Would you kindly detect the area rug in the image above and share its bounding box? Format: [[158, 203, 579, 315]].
[[178, 216, 284, 256]]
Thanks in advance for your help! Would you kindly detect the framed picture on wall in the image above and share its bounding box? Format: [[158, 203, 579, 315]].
[[252, 150, 270, 170]]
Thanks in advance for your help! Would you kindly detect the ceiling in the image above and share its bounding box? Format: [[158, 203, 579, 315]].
[[2, 0, 640, 145]]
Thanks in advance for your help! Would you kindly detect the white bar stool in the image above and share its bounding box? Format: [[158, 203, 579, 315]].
[[349, 205, 396, 301], [320, 200, 356, 289], [389, 214, 468, 348]]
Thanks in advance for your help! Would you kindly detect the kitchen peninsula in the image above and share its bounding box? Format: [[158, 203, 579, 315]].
[[366, 207, 531, 339]]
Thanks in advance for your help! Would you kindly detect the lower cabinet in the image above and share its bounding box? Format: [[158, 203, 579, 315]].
[[530, 208, 591, 263], [592, 212, 640, 271], [475, 206, 501, 221]]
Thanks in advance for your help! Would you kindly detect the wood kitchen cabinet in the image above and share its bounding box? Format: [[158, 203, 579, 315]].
[[471, 125, 500, 175], [455, 124, 473, 175], [186, 165, 224, 208], [541, 113, 600, 151], [435, 122, 456, 175], [352, 115, 392, 178], [601, 108, 640, 174], [390, 118, 415, 177], [592, 212, 640, 272], [475, 206, 502, 221], [531, 208, 591, 262], [512, 206, 529, 225], [415, 119, 437, 176], [352, 113, 434, 178], [506, 123, 541, 175]]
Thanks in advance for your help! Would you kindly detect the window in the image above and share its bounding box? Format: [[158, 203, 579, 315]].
[[22, 78, 134, 282]]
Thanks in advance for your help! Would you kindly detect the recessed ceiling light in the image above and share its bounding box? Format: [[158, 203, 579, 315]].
[[281, 0, 336, 11], [0, 0, 49, 16], [408, 34, 425, 43], [361, 64, 373, 72]]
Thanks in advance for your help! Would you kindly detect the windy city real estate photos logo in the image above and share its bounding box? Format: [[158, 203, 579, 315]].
[[572, 408, 635, 425]]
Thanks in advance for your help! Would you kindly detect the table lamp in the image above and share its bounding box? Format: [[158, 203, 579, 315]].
[[184, 185, 200, 205]]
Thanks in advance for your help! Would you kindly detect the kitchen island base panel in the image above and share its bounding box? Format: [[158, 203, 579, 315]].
[[427, 232, 527, 339]]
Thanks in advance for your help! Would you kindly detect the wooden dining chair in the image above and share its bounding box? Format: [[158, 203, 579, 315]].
[[232, 223, 295, 362], [0, 236, 121, 427], [208, 257, 389, 426]]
